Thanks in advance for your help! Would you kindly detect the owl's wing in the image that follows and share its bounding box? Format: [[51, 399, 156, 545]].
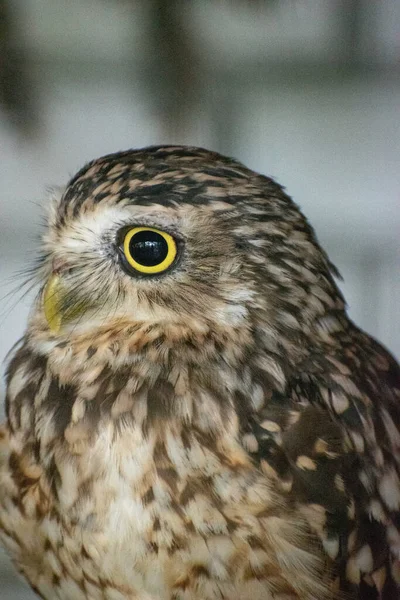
[[243, 325, 400, 599]]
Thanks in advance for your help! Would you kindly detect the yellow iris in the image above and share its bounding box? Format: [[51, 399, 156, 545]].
[[122, 227, 177, 275]]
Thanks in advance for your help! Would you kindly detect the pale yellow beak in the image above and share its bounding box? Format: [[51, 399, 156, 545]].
[[43, 273, 93, 332], [43, 274, 63, 332]]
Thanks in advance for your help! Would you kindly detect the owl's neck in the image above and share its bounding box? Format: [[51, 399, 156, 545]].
[[7, 317, 294, 457]]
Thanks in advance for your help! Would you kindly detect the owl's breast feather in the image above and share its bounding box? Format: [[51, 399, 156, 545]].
[[0, 381, 333, 600]]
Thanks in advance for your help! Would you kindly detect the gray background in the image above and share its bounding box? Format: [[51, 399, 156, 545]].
[[0, 1, 399, 597]]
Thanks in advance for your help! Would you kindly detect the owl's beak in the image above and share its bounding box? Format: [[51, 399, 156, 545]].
[[43, 273, 91, 333], [43, 274, 63, 332]]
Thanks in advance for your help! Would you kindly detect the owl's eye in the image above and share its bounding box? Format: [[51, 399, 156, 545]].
[[120, 227, 177, 275]]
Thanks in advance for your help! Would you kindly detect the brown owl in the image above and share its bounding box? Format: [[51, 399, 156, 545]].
[[1, 146, 400, 600]]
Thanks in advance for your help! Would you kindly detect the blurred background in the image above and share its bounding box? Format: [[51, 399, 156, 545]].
[[0, 1, 399, 597]]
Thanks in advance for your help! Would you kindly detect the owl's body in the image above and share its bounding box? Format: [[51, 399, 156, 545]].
[[1, 146, 400, 600]]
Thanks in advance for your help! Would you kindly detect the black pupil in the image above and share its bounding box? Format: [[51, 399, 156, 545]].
[[129, 231, 169, 267]]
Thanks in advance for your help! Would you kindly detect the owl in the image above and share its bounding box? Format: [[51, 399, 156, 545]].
[[1, 146, 400, 600]]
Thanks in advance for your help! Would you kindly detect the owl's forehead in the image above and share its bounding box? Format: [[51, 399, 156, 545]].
[[58, 146, 258, 225]]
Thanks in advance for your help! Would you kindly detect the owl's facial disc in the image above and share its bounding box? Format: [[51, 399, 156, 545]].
[[42, 222, 183, 332], [40, 199, 248, 335]]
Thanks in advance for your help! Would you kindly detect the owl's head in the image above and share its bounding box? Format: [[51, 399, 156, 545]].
[[30, 146, 343, 370]]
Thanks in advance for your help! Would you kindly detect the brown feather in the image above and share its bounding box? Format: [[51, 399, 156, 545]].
[[1, 145, 399, 599]]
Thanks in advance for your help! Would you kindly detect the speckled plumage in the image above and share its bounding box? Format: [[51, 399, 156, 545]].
[[1, 145, 400, 600]]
